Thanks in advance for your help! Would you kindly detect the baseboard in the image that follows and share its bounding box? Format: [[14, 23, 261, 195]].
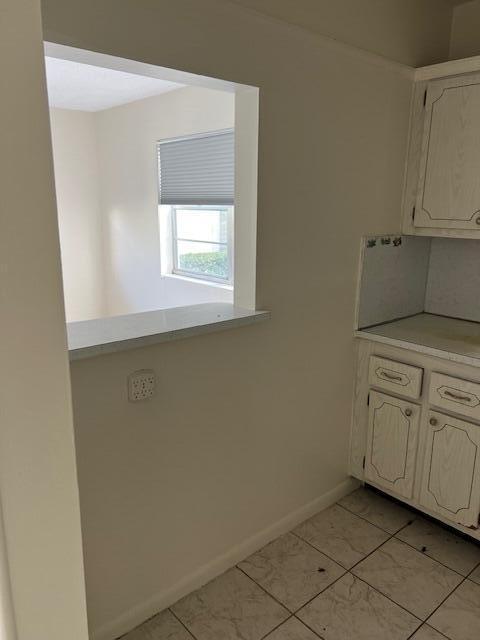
[[91, 476, 359, 640]]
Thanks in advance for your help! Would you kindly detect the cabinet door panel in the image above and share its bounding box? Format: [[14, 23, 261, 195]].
[[420, 411, 480, 528], [415, 73, 480, 230], [365, 391, 420, 499]]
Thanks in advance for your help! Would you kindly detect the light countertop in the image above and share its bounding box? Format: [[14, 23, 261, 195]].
[[68, 303, 270, 361], [356, 313, 480, 367]]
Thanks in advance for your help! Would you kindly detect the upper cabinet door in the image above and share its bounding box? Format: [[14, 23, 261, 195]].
[[414, 73, 480, 230]]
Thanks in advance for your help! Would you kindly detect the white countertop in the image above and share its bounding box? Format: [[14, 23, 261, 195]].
[[356, 313, 480, 367], [68, 303, 270, 361]]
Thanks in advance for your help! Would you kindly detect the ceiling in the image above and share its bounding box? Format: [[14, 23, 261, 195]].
[[45, 57, 184, 112]]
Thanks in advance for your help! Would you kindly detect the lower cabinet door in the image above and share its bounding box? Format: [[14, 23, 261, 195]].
[[420, 410, 480, 528], [365, 391, 420, 499]]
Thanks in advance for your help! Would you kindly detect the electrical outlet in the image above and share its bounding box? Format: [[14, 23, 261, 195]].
[[128, 369, 156, 402]]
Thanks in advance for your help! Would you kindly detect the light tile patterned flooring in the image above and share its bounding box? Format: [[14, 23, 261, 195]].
[[121, 487, 480, 640]]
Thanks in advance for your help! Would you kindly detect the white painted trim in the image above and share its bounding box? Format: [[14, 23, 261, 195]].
[[44, 42, 252, 93], [44, 6, 414, 82], [0, 502, 17, 640], [234, 87, 259, 309], [414, 55, 480, 82], [355, 330, 480, 369], [45, 42, 259, 313], [221, 0, 414, 79], [91, 477, 359, 640], [353, 237, 367, 332]]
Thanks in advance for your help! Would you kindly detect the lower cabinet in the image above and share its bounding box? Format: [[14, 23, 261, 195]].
[[365, 391, 420, 499], [420, 410, 480, 528], [352, 344, 480, 538]]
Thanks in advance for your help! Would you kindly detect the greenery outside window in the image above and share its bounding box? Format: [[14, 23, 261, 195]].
[[171, 205, 234, 284]]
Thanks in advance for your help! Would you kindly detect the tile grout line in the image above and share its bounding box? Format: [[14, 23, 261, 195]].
[[346, 572, 423, 627], [348, 542, 463, 628], [126, 492, 476, 640], [291, 500, 474, 638], [337, 501, 475, 579], [258, 613, 295, 640], [335, 501, 414, 535], [235, 565, 292, 614], [234, 567, 326, 640], [422, 575, 468, 637], [168, 606, 198, 640], [339, 490, 480, 553], [290, 525, 393, 573], [392, 538, 473, 579], [292, 501, 412, 575], [292, 570, 349, 615], [286, 505, 419, 620], [406, 623, 451, 640], [291, 613, 327, 640], [237, 552, 349, 637], [292, 496, 476, 638], [289, 513, 428, 623], [466, 560, 480, 581], [292, 508, 461, 627], [289, 529, 360, 571]]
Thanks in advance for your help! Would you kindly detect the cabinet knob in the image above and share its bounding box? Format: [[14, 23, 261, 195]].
[[430, 417, 438, 426], [405, 408, 412, 417], [476, 217, 480, 226]]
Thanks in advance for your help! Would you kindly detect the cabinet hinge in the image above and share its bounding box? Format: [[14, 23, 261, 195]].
[[412, 206, 416, 222], [423, 90, 427, 107], [362, 456, 366, 469]]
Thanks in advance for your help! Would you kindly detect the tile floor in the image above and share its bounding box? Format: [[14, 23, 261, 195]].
[[121, 487, 480, 640]]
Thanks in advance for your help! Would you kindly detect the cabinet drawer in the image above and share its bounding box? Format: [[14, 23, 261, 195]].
[[368, 356, 423, 400], [429, 372, 480, 421]]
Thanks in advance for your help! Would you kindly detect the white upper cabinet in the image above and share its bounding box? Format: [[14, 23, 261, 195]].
[[402, 60, 480, 238], [414, 73, 480, 231]]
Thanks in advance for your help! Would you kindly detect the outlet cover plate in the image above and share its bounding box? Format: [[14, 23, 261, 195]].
[[128, 369, 156, 402]]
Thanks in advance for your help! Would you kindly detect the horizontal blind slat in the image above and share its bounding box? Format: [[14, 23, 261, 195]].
[[158, 130, 234, 206]]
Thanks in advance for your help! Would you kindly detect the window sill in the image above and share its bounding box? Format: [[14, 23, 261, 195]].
[[163, 273, 233, 290], [67, 303, 269, 361]]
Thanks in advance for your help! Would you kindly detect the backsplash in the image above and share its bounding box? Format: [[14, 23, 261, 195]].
[[425, 238, 480, 323], [357, 235, 431, 329], [357, 235, 480, 328]]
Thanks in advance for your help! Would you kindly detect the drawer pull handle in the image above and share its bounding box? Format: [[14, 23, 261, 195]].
[[443, 389, 471, 402], [381, 370, 403, 382]]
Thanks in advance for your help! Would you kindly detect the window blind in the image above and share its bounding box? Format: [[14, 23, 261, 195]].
[[157, 129, 234, 206]]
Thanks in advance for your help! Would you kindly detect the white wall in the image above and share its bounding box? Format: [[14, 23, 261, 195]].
[[49, 86, 235, 321], [95, 86, 235, 316], [0, 1, 89, 638], [40, 0, 454, 638], [230, 0, 453, 66], [450, 0, 480, 60], [50, 108, 106, 321]]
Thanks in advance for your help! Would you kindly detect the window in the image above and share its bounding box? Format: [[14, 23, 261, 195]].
[[172, 205, 233, 283], [158, 129, 234, 285]]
